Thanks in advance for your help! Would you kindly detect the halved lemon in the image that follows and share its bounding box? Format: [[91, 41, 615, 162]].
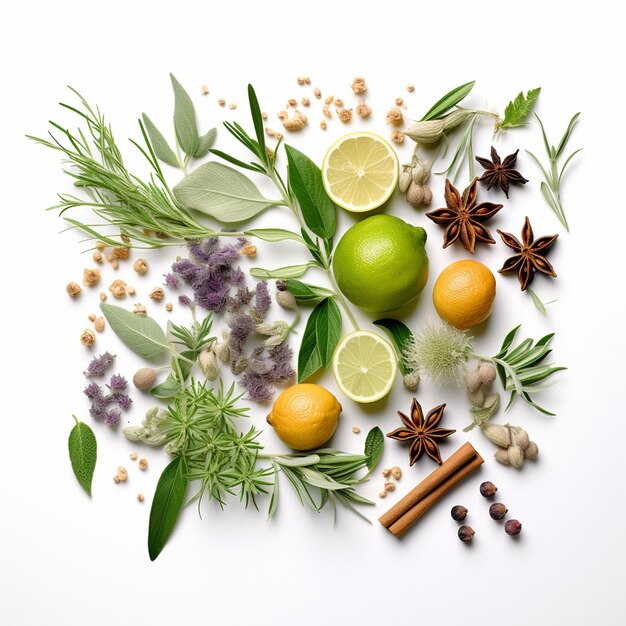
[[322, 132, 399, 212], [332, 330, 398, 403]]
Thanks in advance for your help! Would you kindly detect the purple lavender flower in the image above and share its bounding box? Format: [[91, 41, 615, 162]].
[[267, 344, 296, 384], [83, 352, 115, 377], [115, 393, 133, 410], [104, 408, 121, 427], [254, 281, 271, 317], [208, 245, 239, 268], [227, 287, 256, 312], [89, 406, 105, 421], [178, 295, 193, 306], [240, 371, 274, 403], [229, 267, 245, 285], [228, 312, 255, 348], [200, 237, 220, 257], [83, 382, 102, 400], [188, 240, 211, 263], [172, 258, 202, 282], [163, 273, 181, 289], [108, 374, 127, 391]]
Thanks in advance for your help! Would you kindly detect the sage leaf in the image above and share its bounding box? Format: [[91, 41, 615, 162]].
[[148, 456, 189, 561], [285, 279, 335, 304], [250, 262, 316, 279], [298, 301, 325, 382], [364, 426, 384, 471], [68, 415, 97, 496], [173, 162, 281, 223], [421, 81, 475, 121], [194, 127, 217, 158], [245, 228, 305, 244], [314, 298, 342, 368], [100, 302, 169, 360], [141, 114, 179, 168], [150, 374, 181, 400], [373, 318, 413, 375], [285, 145, 336, 239], [170, 73, 198, 156], [247, 84, 266, 155]]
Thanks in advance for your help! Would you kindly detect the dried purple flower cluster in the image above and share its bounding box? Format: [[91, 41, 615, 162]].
[[166, 238, 296, 402], [83, 352, 115, 377], [83, 374, 132, 427]]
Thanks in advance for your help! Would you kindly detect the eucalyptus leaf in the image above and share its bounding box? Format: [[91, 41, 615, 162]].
[[100, 302, 169, 360], [170, 73, 199, 156], [148, 456, 189, 561], [194, 127, 217, 158], [141, 113, 180, 168], [364, 427, 384, 471], [421, 81, 475, 121], [285, 145, 336, 239], [245, 228, 305, 244], [250, 262, 317, 280], [314, 298, 342, 368], [373, 318, 413, 375], [173, 162, 281, 223], [68, 415, 97, 496]]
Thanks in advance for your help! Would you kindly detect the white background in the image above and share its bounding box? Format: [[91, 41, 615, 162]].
[[2, 2, 624, 625]]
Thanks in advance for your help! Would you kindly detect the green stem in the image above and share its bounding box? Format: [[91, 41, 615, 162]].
[[327, 266, 359, 331]]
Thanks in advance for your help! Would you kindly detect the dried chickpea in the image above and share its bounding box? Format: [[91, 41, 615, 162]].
[[66, 282, 82, 298], [133, 258, 148, 275], [109, 279, 127, 298], [82, 268, 101, 287], [149, 287, 165, 301], [80, 329, 96, 346]]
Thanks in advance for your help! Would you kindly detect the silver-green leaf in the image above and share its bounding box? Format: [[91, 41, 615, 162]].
[[250, 262, 316, 279], [100, 302, 169, 360], [173, 162, 281, 223], [194, 128, 217, 158], [170, 73, 199, 156], [141, 113, 180, 168]]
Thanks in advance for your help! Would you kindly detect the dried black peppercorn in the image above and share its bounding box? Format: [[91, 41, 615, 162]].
[[480, 481, 498, 498], [458, 525, 475, 542], [489, 503, 508, 520], [451, 505, 468, 521], [505, 519, 522, 536]]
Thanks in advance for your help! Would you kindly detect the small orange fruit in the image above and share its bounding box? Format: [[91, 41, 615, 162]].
[[267, 384, 342, 451], [433, 260, 496, 329]]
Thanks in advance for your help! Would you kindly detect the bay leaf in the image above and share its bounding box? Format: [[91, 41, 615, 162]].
[[141, 113, 179, 168], [170, 73, 199, 156], [68, 416, 97, 496], [297, 302, 324, 382], [148, 456, 189, 561], [173, 161, 280, 223], [100, 303, 169, 360]]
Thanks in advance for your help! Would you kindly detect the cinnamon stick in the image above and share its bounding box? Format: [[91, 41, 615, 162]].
[[379, 442, 483, 538]]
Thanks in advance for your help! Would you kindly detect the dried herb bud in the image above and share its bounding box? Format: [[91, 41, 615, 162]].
[[390, 130, 404, 144], [94, 316, 105, 332], [468, 387, 485, 408], [138, 458, 148, 471], [149, 287, 165, 301], [356, 103, 371, 118], [386, 107, 403, 125], [137, 493, 145, 502], [482, 423, 511, 448], [494, 449, 511, 465], [421, 187, 433, 206], [66, 282, 82, 297], [458, 525, 475, 542], [109, 279, 127, 298], [402, 370, 420, 392], [382, 468, 391, 477], [112, 247, 129, 260], [80, 329, 96, 346], [165, 302, 173, 312], [489, 503, 508, 520], [241, 244, 257, 257], [524, 441, 539, 460], [406, 181, 425, 207], [276, 289, 298, 311], [514, 429, 530, 450], [480, 481, 498, 498], [133, 258, 149, 274], [391, 466, 402, 480], [505, 519, 522, 536], [398, 169, 412, 193], [115, 466, 128, 482], [93, 250, 103, 264], [212, 342, 231, 363], [351, 77, 367, 94], [507, 444, 525, 469], [478, 364, 497, 385], [379, 491, 387, 498], [464, 369, 482, 394], [83, 268, 101, 287], [451, 505, 468, 521], [199, 349, 219, 381], [337, 108, 353, 123], [133, 367, 156, 391], [133, 303, 147, 315], [313, 87, 321, 99], [384, 481, 395, 492]]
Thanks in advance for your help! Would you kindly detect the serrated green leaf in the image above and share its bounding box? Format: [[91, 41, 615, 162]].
[[173, 162, 281, 223], [421, 81, 475, 121], [148, 456, 188, 561], [100, 302, 169, 360], [141, 113, 180, 168], [68, 416, 97, 496], [194, 128, 217, 158], [250, 262, 316, 280], [373, 319, 413, 375], [500, 88, 541, 129], [170, 73, 199, 156], [285, 145, 336, 239], [364, 427, 384, 471], [314, 298, 342, 368]]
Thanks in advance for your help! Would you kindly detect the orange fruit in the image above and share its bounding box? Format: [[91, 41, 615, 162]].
[[433, 260, 496, 329], [267, 384, 342, 451]]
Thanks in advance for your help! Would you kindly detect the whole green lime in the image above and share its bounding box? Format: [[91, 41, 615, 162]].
[[333, 215, 428, 313]]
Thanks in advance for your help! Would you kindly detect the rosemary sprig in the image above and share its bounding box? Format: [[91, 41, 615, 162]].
[[525, 112, 581, 231]]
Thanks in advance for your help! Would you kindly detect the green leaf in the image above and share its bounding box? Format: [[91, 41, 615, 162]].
[[527, 288, 547, 316], [373, 319, 413, 376], [285, 279, 335, 304], [170, 73, 199, 156], [141, 114, 180, 168], [285, 145, 336, 239], [173, 162, 281, 223], [298, 302, 325, 382], [267, 463, 279, 520], [421, 81, 475, 121], [194, 128, 217, 158], [100, 303, 169, 360], [315, 298, 342, 368], [244, 228, 305, 244], [247, 84, 266, 155], [500, 88, 541, 129], [68, 416, 97, 496], [496, 325, 521, 358], [364, 427, 384, 471], [150, 374, 181, 400], [556, 112, 581, 158], [463, 394, 500, 432], [250, 262, 317, 279], [148, 456, 189, 561]]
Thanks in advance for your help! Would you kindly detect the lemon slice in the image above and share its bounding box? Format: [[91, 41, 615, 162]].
[[332, 330, 398, 403], [322, 132, 399, 212]]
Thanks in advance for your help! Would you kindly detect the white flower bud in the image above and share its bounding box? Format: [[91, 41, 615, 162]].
[[494, 449, 511, 465], [406, 182, 425, 207], [514, 429, 530, 450], [478, 364, 497, 385], [402, 371, 420, 392], [398, 169, 412, 193], [481, 423, 511, 448], [464, 369, 482, 393], [507, 444, 525, 469], [524, 441, 539, 460], [276, 289, 298, 311], [212, 341, 231, 363], [199, 349, 219, 381]]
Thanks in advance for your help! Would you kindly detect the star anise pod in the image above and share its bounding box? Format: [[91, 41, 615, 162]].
[[387, 398, 455, 465], [426, 178, 503, 253], [497, 216, 558, 291], [475, 147, 528, 198]]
